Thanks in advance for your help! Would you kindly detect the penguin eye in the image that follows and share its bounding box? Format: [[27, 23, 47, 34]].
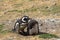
[[24, 18, 28, 21]]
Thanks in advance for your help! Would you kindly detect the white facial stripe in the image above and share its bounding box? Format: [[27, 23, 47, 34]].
[[28, 20, 31, 23], [22, 17, 26, 22], [16, 23, 19, 26]]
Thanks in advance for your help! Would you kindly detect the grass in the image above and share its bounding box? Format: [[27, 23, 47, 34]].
[[0, 0, 5, 2], [39, 33, 59, 39], [13, 3, 23, 8], [0, 24, 12, 34], [0, 0, 60, 20], [7, 6, 38, 13], [6, 3, 60, 16], [50, 5, 60, 13], [0, 24, 4, 31], [28, 0, 34, 1], [39, 5, 60, 15], [7, 10, 22, 13], [7, 5, 60, 15]]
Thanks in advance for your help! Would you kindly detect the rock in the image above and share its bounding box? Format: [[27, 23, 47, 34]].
[[36, 18, 60, 34], [49, 38, 60, 40]]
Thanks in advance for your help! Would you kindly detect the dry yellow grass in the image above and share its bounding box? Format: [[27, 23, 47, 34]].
[[0, 0, 60, 21]]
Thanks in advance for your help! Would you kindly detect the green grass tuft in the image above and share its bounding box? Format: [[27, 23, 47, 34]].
[[0, 24, 12, 34], [40, 5, 60, 15], [0, 24, 4, 31], [13, 3, 23, 8], [39, 33, 59, 39]]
